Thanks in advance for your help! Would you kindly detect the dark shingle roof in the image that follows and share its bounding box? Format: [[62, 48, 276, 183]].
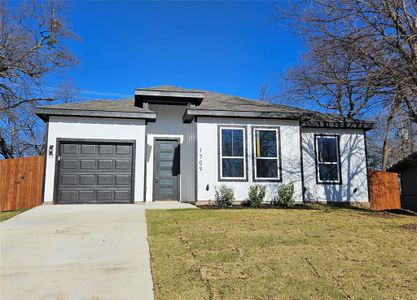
[[139, 86, 373, 129], [35, 98, 156, 121], [141, 86, 304, 114], [35, 85, 374, 129], [39, 98, 146, 113], [388, 152, 417, 172]]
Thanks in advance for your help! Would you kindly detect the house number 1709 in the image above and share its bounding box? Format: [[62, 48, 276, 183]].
[[199, 148, 203, 171]]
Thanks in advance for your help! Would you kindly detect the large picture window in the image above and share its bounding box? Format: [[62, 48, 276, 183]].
[[219, 127, 246, 180], [315, 135, 341, 183], [253, 128, 280, 181]]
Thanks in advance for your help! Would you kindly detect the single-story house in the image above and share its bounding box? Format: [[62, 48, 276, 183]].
[[388, 152, 417, 211], [35, 86, 374, 205]]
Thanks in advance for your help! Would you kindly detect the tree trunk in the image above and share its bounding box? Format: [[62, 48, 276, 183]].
[[381, 100, 400, 170], [0, 137, 13, 159]]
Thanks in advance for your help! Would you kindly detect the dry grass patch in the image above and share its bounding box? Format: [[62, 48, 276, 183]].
[[146, 206, 417, 299]]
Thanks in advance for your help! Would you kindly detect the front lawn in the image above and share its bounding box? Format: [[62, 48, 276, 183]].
[[146, 206, 417, 299], [0, 208, 29, 222]]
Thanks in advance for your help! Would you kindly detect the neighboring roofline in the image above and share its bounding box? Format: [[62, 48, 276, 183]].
[[35, 107, 157, 122], [183, 108, 374, 130], [388, 151, 417, 172]]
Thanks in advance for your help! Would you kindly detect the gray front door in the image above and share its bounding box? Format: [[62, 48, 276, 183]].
[[56, 140, 134, 204], [153, 140, 180, 201]]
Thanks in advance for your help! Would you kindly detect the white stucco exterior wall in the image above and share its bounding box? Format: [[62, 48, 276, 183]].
[[301, 128, 369, 203], [145, 104, 195, 202], [42, 112, 369, 205], [196, 117, 303, 202], [44, 116, 146, 203]]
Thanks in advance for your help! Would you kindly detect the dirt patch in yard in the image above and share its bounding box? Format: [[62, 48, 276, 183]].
[[364, 211, 401, 218], [363, 209, 417, 219], [400, 223, 417, 232]]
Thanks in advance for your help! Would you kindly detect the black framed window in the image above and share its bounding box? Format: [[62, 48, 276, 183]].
[[253, 128, 280, 180], [315, 135, 341, 183], [219, 127, 246, 179]]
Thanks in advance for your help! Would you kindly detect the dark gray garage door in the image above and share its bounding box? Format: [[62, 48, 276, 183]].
[[56, 140, 134, 204]]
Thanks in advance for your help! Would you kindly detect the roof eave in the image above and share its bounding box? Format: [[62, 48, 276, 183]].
[[35, 107, 157, 122], [183, 108, 375, 130], [183, 108, 301, 123], [301, 121, 375, 131], [135, 89, 205, 107], [135, 89, 204, 99]]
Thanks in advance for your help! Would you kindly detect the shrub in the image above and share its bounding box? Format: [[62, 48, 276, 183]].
[[241, 200, 252, 207], [273, 182, 295, 207], [248, 184, 266, 208], [214, 185, 234, 207]]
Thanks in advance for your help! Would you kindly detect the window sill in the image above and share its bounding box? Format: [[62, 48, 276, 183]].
[[316, 181, 343, 185], [218, 178, 248, 182], [253, 178, 282, 183]]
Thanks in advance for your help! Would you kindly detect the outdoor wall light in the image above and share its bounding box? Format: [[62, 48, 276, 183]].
[[206, 184, 210, 191], [48, 145, 54, 157]]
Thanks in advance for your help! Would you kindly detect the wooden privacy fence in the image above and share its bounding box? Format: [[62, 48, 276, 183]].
[[0, 156, 44, 212], [369, 170, 401, 210]]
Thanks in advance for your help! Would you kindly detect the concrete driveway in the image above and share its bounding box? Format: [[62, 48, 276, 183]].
[[0, 205, 154, 300]]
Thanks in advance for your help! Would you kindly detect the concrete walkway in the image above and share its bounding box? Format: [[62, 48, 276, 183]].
[[144, 201, 198, 209], [0, 205, 154, 300]]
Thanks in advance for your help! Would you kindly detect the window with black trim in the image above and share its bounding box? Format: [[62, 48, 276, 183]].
[[253, 128, 280, 180], [315, 135, 341, 183], [219, 127, 246, 180]]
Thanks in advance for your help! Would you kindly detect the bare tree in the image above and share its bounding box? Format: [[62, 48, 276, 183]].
[[284, 39, 383, 119], [367, 108, 417, 168], [0, 0, 77, 158], [258, 83, 276, 102], [281, 0, 417, 169]]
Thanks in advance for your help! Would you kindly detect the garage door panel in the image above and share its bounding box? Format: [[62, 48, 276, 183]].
[[116, 145, 132, 155], [97, 190, 112, 201], [115, 190, 131, 201], [80, 144, 96, 154], [115, 159, 132, 170], [98, 144, 114, 155], [97, 174, 113, 185], [80, 160, 96, 170], [59, 191, 76, 203], [79, 190, 95, 201], [79, 174, 95, 185], [98, 160, 113, 169], [115, 174, 131, 185], [60, 174, 77, 186], [62, 144, 78, 154], [61, 159, 78, 170], [57, 141, 134, 204]]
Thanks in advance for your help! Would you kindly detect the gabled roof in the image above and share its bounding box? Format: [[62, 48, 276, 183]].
[[35, 85, 374, 130]]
